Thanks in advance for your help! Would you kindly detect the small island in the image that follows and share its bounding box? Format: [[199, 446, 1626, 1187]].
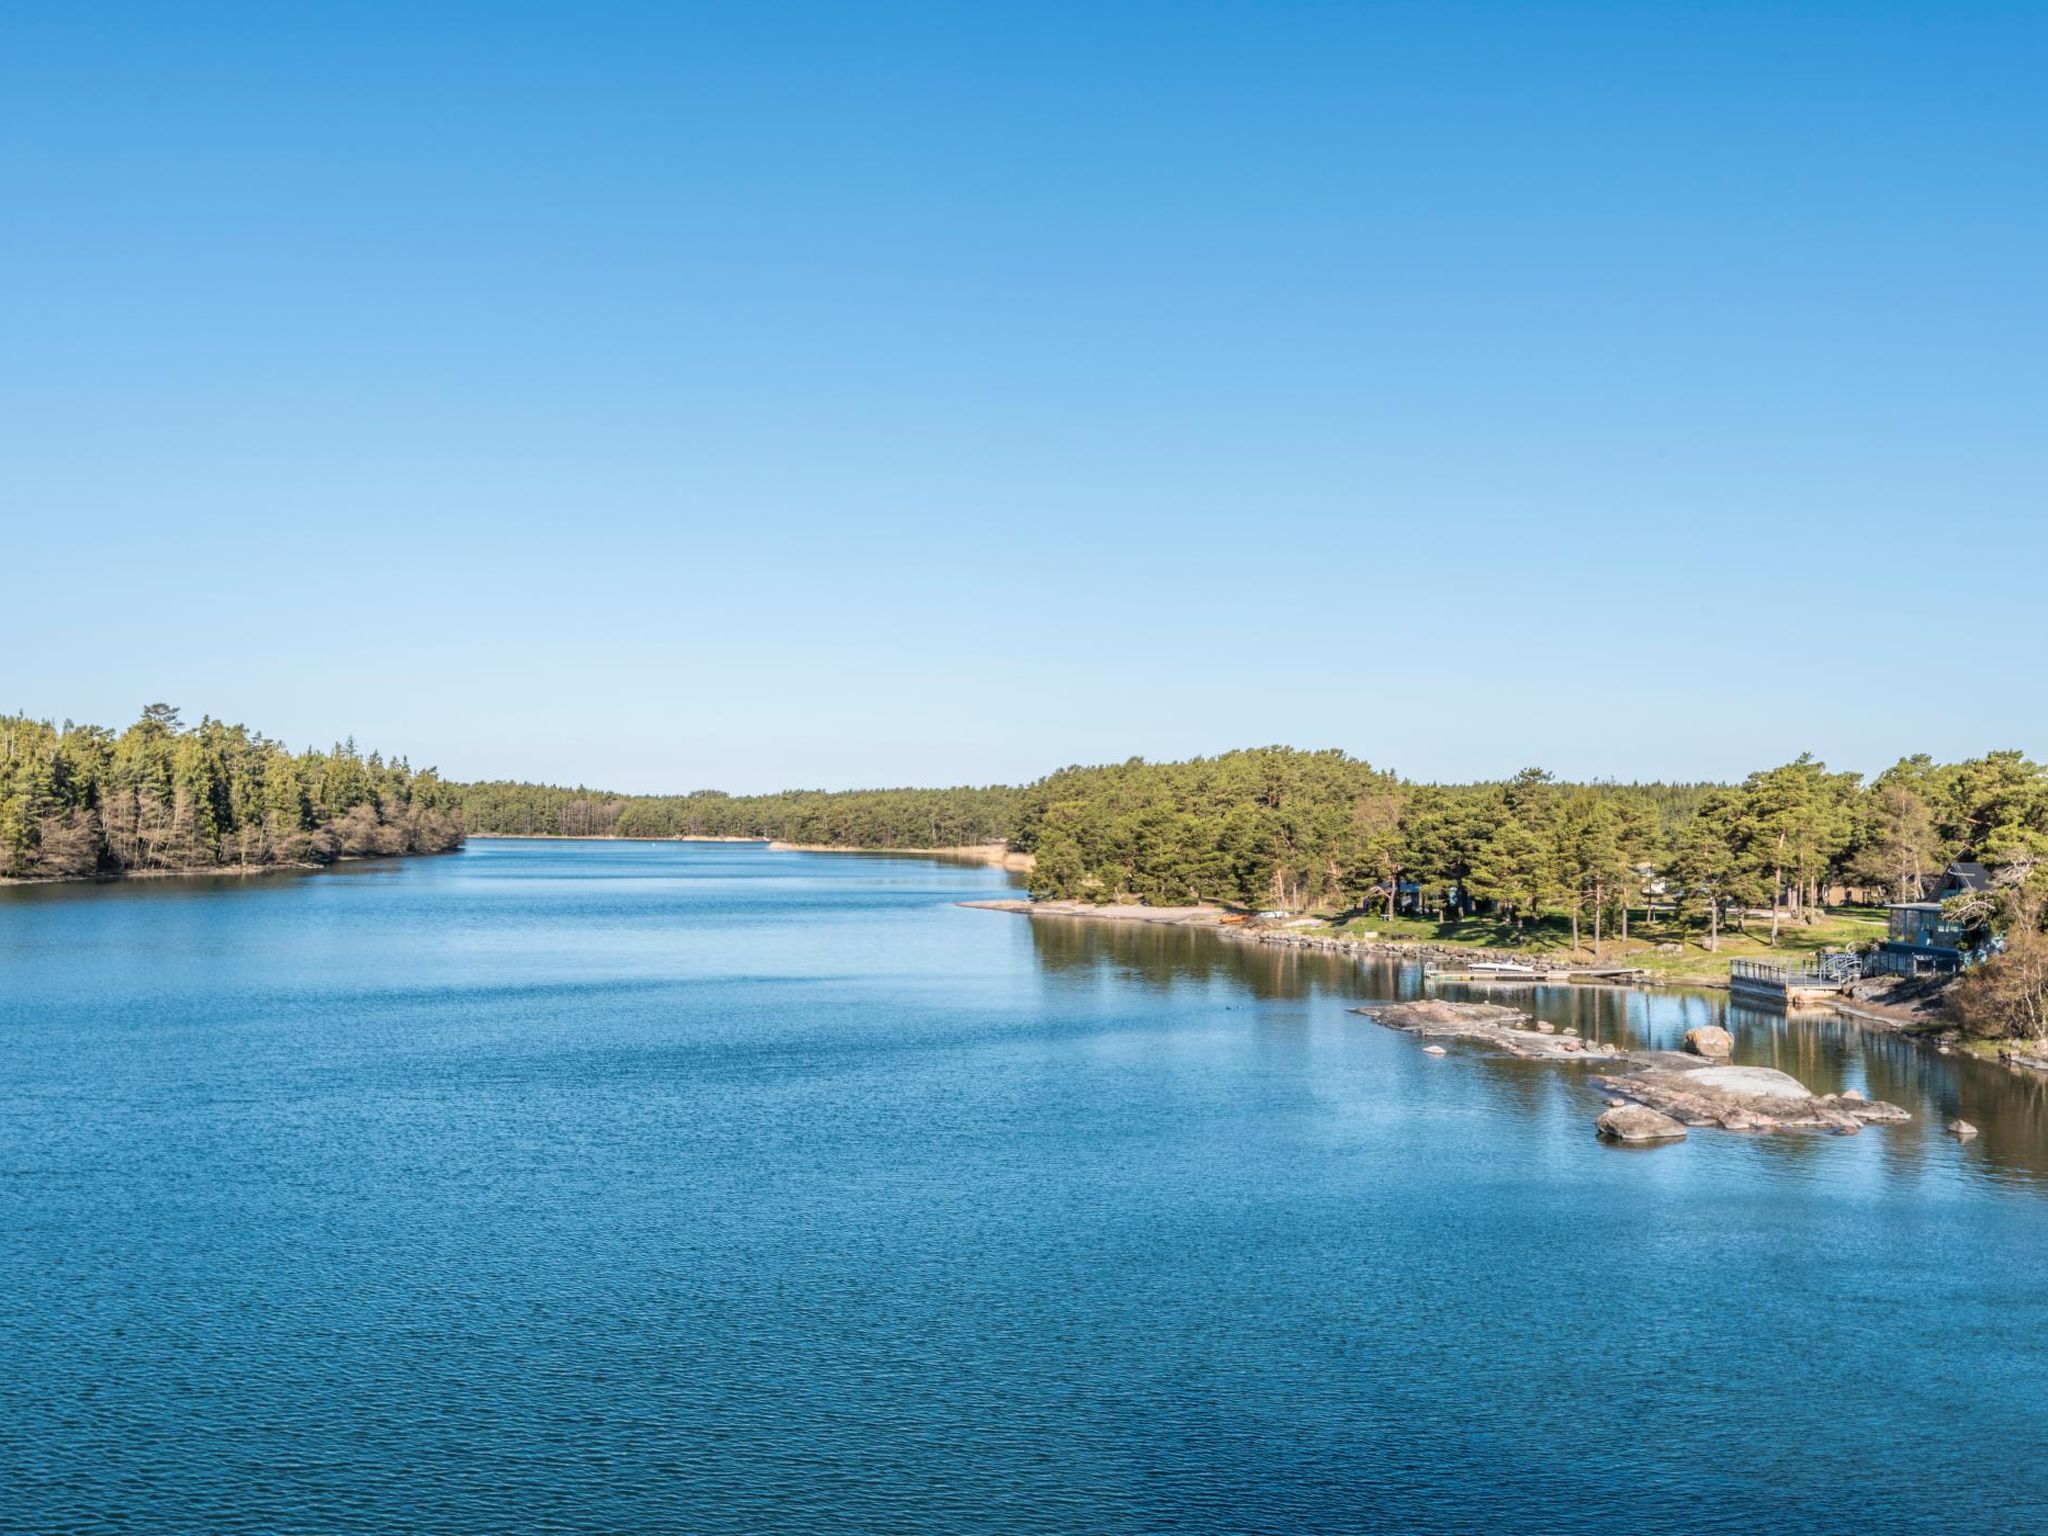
[[1359, 999, 1912, 1141]]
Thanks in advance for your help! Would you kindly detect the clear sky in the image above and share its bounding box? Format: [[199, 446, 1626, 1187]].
[[3, 3, 2043, 792]]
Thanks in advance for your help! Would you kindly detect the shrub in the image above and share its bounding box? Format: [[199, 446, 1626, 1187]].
[[1945, 928, 2048, 1041]]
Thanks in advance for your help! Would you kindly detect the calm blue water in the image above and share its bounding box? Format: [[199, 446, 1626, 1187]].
[[5, 839, 2047, 1534]]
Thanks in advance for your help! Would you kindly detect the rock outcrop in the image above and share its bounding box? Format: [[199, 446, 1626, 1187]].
[[1590, 1063, 1910, 1134], [1355, 1000, 1622, 1061], [1357, 999, 1911, 1140], [1596, 1105, 1688, 1143], [1682, 1025, 1734, 1059]]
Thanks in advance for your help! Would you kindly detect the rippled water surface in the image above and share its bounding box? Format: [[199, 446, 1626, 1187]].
[[5, 840, 2047, 1534]]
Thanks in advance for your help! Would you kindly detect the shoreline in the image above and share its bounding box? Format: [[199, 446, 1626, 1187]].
[[465, 832, 766, 843], [0, 847, 458, 889], [770, 841, 1034, 870], [962, 897, 2044, 1076], [464, 832, 1032, 869], [960, 898, 1529, 968], [0, 862, 319, 888]]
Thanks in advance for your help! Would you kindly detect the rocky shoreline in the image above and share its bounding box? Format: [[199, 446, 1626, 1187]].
[[963, 898, 2048, 1080], [959, 898, 1532, 969], [1348, 999, 1624, 1061], [0, 846, 461, 889], [1590, 1062, 1908, 1136], [1358, 998, 1913, 1143]]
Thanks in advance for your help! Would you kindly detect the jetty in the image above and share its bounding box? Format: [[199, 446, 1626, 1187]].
[[1423, 962, 1651, 987], [1727, 957, 1852, 1011]]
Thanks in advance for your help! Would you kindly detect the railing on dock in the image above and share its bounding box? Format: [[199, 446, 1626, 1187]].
[[1730, 954, 1861, 986], [1859, 948, 1932, 978]]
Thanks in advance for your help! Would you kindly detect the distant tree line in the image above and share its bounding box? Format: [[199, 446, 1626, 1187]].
[[457, 781, 1019, 849], [0, 705, 463, 880]]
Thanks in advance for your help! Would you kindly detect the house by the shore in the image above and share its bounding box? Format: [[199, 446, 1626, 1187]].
[[1877, 861, 1993, 975]]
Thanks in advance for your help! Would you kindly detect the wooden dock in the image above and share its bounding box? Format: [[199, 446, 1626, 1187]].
[[1424, 965, 1651, 987]]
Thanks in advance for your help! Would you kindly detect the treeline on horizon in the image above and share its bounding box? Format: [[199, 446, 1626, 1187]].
[[456, 780, 1020, 849], [10, 712, 2045, 956], [0, 706, 464, 880]]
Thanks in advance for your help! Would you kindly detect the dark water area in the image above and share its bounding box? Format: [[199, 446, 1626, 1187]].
[[4, 840, 2046, 1534]]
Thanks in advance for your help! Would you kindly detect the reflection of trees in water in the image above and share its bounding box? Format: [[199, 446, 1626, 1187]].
[[1738, 1010, 1856, 1091], [1024, 918, 1424, 1005], [1023, 918, 2048, 1187], [1459, 1053, 1595, 1125], [1951, 1066, 2048, 1186], [1726, 1012, 2048, 1186], [1865, 1030, 2048, 1186]]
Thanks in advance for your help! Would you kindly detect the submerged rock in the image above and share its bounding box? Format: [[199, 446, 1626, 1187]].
[[1948, 1119, 1978, 1138], [1422, 1044, 1448, 1056], [1597, 1105, 1687, 1143], [1682, 1025, 1735, 1059]]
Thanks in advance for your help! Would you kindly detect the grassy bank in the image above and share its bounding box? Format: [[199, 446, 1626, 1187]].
[[1294, 906, 1891, 986]]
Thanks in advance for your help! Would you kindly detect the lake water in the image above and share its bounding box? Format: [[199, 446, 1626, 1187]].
[[5, 839, 2047, 1534]]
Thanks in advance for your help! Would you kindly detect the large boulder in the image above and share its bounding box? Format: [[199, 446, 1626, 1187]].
[[1682, 1025, 1735, 1059], [1596, 1105, 1688, 1143]]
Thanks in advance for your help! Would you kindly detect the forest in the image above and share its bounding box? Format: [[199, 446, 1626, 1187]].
[[1012, 746, 2048, 940], [0, 705, 464, 880]]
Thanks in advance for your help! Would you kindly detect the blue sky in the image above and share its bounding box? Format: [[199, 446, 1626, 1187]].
[[3, 2, 2043, 792]]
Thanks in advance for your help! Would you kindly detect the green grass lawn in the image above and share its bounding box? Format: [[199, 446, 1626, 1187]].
[[1302, 905, 1890, 986]]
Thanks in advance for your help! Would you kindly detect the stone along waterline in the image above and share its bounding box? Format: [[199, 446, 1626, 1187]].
[[3, 838, 2047, 1534]]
